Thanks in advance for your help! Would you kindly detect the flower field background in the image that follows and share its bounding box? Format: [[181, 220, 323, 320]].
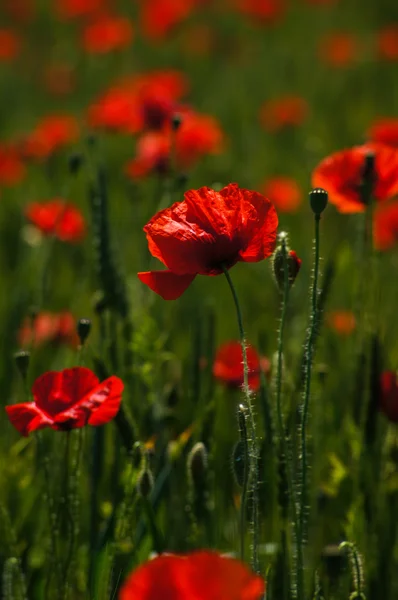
[[1, 0, 398, 599]]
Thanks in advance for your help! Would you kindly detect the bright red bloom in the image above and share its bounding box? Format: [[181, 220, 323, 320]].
[[25, 199, 86, 243], [56, 0, 107, 19], [119, 551, 265, 600], [22, 114, 79, 160], [379, 371, 398, 422], [213, 341, 270, 392], [0, 29, 21, 62], [326, 310, 356, 335], [312, 144, 398, 213], [232, 0, 285, 25], [6, 367, 123, 436], [262, 177, 302, 212], [138, 183, 278, 300], [368, 118, 398, 148], [374, 201, 398, 250], [140, 0, 195, 41], [377, 26, 398, 62], [260, 96, 308, 132], [82, 15, 134, 54], [18, 311, 79, 348], [318, 33, 358, 67], [0, 145, 25, 186]]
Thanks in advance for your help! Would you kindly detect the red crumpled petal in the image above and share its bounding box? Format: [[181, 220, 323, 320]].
[[5, 403, 51, 436], [138, 270, 196, 300]]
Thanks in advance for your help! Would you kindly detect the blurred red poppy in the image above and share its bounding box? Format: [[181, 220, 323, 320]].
[[377, 25, 398, 62], [260, 96, 308, 132], [138, 183, 278, 300], [82, 15, 134, 53], [318, 33, 358, 67], [0, 145, 25, 186], [379, 371, 398, 422], [232, 0, 285, 25], [368, 118, 398, 148], [6, 367, 123, 436], [262, 177, 302, 212], [18, 311, 79, 348], [374, 201, 398, 250], [326, 310, 356, 335], [312, 144, 398, 212], [22, 114, 79, 160], [56, 0, 106, 19], [140, 0, 195, 40], [119, 551, 265, 600], [42, 64, 76, 96], [213, 341, 270, 392], [0, 29, 21, 62], [25, 199, 86, 243]]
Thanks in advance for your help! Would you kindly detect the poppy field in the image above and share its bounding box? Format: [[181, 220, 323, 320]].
[[1, 1, 398, 599]]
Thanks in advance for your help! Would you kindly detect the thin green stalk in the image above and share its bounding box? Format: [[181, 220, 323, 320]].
[[298, 214, 321, 596], [237, 404, 249, 562], [222, 265, 259, 573]]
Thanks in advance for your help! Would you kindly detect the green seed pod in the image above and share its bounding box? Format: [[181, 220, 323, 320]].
[[77, 318, 91, 346], [309, 188, 328, 216]]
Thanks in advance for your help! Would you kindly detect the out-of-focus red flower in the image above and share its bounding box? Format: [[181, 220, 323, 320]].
[[22, 114, 79, 160], [25, 199, 86, 243], [42, 64, 76, 96], [119, 551, 265, 600], [3, 0, 34, 22], [6, 367, 123, 436], [373, 201, 398, 250], [379, 371, 398, 422], [140, 0, 195, 41], [312, 144, 398, 213], [368, 118, 398, 148], [18, 311, 79, 348], [137, 183, 278, 300], [262, 177, 302, 212], [56, 0, 107, 20], [125, 109, 224, 178], [82, 15, 134, 54], [213, 341, 270, 392], [318, 33, 358, 67], [0, 29, 21, 62], [0, 145, 25, 186], [232, 0, 285, 25], [260, 96, 308, 132], [87, 70, 188, 133], [326, 310, 356, 335], [377, 25, 398, 61]]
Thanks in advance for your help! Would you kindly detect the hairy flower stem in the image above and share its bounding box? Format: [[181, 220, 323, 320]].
[[222, 266, 259, 574], [275, 240, 300, 599], [237, 404, 249, 562], [298, 214, 321, 597]]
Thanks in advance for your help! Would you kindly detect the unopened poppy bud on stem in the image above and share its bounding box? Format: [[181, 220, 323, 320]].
[[272, 232, 302, 291], [309, 187, 328, 216], [14, 350, 30, 381], [187, 442, 208, 488], [77, 318, 91, 346]]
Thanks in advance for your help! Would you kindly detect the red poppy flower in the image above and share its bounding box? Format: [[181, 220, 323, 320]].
[[6, 367, 123, 436], [82, 15, 134, 54], [373, 201, 398, 250], [18, 311, 79, 348], [379, 371, 398, 422], [0, 145, 25, 186], [119, 551, 265, 600], [260, 96, 308, 132], [0, 29, 21, 62], [22, 114, 79, 160], [262, 177, 302, 212], [326, 310, 356, 335], [25, 199, 86, 243], [368, 118, 398, 148], [140, 0, 195, 41], [213, 341, 270, 392], [43, 64, 76, 96], [232, 0, 285, 25], [318, 33, 358, 67], [56, 0, 107, 20], [377, 25, 398, 62], [137, 183, 278, 300], [312, 144, 398, 213]]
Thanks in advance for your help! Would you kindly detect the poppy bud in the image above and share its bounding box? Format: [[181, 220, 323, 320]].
[[68, 152, 84, 175], [309, 188, 328, 215], [171, 113, 182, 131], [137, 468, 154, 498], [272, 236, 302, 291], [77, 318, 91, 346], [14, 350, 30, 381], [187, 442, 208, 489]]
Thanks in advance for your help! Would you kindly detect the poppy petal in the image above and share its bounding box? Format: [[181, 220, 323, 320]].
[[138, 270, 196, 300], [5, 403, 51, 436], [88, 376, 124, 426]]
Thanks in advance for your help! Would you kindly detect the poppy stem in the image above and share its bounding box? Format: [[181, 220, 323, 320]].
[[298, 213, 321, 598], [222, 265, 260, 574]]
